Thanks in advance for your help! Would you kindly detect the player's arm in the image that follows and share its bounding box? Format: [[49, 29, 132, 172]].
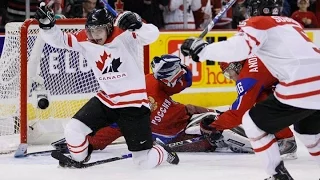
[[115, 11, 160, 45], [88, 125, 122, 150], [180, 19, 268, 62], [35, 5, 84, 52], [211, 78, 264, 130]]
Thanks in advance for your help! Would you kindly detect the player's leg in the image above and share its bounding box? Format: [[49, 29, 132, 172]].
[[64, 97, 117, 162], [116, 106, 178, 168], [293, 111, 320, 166], [242, 94, 315, 179]]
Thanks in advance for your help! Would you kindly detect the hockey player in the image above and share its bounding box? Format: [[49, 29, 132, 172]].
[[85, 54, 216, 152], [180, 0, 320, 179], [200, 57, 297, 158], [35, 6, 179, 168]]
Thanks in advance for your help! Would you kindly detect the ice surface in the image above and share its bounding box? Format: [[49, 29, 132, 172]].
[[0, 138, 319, 180]]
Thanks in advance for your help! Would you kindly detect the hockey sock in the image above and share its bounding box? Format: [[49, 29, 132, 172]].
[[132, 145, 168, 168], [295, 132, 320, 166], [64, 118, 92, 162], [242, 111, 282, 176]]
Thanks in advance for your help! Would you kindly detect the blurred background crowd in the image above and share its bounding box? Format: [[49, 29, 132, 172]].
[[0, 0, 319, 32]]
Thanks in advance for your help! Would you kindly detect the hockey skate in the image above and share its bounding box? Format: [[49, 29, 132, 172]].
[[278, 137, 297, 160], [53, 144, 93, 168], [155, 138, 180, 165], [264, 161, 294, 180]]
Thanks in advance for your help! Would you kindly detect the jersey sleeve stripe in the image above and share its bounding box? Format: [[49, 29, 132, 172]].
[[275, 89, 320, 99], [279, 75, 320, 86], [245, 39, 253, 54], [245, 32, 261, 46]]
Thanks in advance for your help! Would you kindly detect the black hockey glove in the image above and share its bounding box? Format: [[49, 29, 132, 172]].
[[35, 4, 56, 30], [180, 37, 208, 62], [200, 114, 226, 148], [116, 11, 142, 31]]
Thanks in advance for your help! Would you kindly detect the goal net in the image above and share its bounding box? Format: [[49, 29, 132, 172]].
[[0, 19, 148, 153]]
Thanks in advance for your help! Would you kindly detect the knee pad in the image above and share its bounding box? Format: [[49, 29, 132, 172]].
[[64, 118, 93, 162]]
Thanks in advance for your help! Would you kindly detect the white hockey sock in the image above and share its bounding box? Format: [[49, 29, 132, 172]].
[[64, 118, 92, 162], [242, 111, 282, 175], [295, 132, 320, 166], [132, 145, 168, 168]]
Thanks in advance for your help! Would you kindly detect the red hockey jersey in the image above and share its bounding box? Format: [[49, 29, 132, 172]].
[[212, 55, 277, 130]]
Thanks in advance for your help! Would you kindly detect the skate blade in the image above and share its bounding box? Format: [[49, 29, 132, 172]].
[[281, 152, 297, 160]]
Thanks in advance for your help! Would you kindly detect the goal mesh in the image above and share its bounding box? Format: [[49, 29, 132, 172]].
[[0, 19, 148, 153]]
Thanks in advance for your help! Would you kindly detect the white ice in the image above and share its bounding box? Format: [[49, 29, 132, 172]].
[[0, 137, 319, 180]]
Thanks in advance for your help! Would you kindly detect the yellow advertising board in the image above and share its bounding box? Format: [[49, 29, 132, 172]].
[[149, 31, 314, 108]]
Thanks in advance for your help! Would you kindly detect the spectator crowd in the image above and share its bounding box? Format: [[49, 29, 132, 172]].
[[0, 0, 319, 32]]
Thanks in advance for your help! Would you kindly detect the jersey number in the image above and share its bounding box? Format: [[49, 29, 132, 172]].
[[236, 82, 244, 94], [293, 26, 320, 54]]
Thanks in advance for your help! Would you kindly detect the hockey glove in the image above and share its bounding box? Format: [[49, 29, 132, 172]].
[[35, 4, 56, 30], [180, 37, 208, 62], [115, 11, 142, 31], [200, 114, 226, 148]]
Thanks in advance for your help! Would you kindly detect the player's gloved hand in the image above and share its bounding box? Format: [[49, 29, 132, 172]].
[[115, 11, 142, 31], [35, 3, 56, 30], [200, 114, 226, 148], [180, 37, 208, 62]]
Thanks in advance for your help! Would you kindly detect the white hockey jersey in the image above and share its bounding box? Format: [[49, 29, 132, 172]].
[[40, 24, 160, 108], [163, 0, 201, 30], [198, 16, 320, 110]]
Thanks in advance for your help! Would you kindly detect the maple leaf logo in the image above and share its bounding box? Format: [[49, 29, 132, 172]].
[[96, 51, 111, 71], [102, 57, 122, 74]]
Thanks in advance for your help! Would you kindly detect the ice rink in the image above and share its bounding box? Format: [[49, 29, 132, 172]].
[[0, 137, 319, 180]]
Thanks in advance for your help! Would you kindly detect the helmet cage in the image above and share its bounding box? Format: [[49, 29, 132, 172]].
[[222, 62, 243, 79]]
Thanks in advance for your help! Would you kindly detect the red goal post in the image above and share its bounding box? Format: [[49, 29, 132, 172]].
[[0, 18, 150, 153]]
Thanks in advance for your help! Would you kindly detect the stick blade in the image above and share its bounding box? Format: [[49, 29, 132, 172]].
[[14, 143, 28, 158]]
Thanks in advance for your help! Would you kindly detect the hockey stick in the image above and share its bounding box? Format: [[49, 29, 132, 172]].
[[15, 135, 205, 158], [51, 150, 132, 168], [199, 0, 237, 39], [51, 136, 205, 168], [100, 0, 118, 16]]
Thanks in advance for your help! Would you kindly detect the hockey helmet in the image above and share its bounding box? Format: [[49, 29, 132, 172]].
[[151, 54, 185, 87], [219, 62, 244, 80], [85, 8, 115, 44], [246, 0, 283, 17]]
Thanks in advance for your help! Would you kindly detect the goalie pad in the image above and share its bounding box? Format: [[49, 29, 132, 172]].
[[222, 129, 253, 153]]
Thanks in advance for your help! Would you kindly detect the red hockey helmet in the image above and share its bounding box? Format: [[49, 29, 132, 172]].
[[219, 61, 244, 80]]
